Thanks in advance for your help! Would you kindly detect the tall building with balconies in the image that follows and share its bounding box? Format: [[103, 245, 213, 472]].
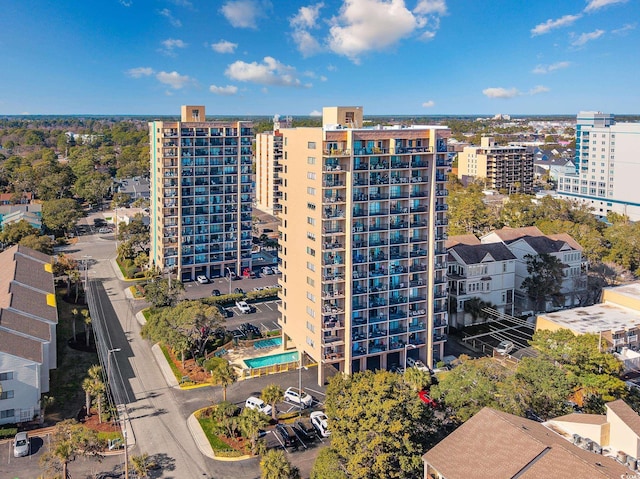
[[557, 112, 640, 221], [457, 137, 534, 193], [278, 106, 450, 384], [149, 105, 253, 281], [255, 115, 292, 216]]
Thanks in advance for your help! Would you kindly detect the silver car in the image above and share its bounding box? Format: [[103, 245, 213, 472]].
[[13, 432, 29, 457]]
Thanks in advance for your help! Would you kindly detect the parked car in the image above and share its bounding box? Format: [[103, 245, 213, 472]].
[[284, 387, 313, 408], [310, 411, 330, 437], [240, 323, 261, 336], [272, 266, 281, 274], [389, 364, 405, 374], [275, 424, 298, 449], [234, 287, 244, 294], [13, 432, 29, 457], [418, 390, 437, 408], [406, 356, 429, 372], [496, 340, 515, 355], [212, 289, 221, 296], [262, 266, 274, 275], [236, 301, 251, 314], [245, 396, 273, 416], [216, 305, 233, 318], [196, 275, 209, 284], [294, 418, 317, 442]]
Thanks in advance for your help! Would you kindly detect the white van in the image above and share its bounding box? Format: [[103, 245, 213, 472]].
[[245, 396, 273, 415]]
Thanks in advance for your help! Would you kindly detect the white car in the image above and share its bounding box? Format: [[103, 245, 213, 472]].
[[310, 411, 330, 437], [284, 387, 313, 408], [262, 266, 274, 275], [245, 396, 273, 416], [236, 301, 251, 314], [406, 356, 429, 372], [13, 432, 29, 457], [196, 275, 209, 284], [272, 266, 280, 274], [496, 340, 515, 355]]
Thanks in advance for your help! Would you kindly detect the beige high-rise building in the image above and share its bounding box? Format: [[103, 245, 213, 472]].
[[279, 106, 450, 384], [457, 137, 533, 193], [149, 106, 254, 281], [255, 115, 292, 216]]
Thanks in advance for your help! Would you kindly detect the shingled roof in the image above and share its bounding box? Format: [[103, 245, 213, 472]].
[[0, 245, 56, 363], [423, 407, 630, 479], [449, 242, 517, 265]]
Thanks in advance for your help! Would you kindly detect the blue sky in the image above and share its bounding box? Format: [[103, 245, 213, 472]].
[[1, 0, 639, 115]]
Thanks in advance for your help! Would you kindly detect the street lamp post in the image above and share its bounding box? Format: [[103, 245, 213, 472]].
[[82, 255, 92, 290], [107, 348, 121, 384], [225, 267, 232, 295], [404, 343, 417, 372]]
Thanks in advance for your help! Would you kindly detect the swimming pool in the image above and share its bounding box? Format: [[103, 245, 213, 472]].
[[244, 350, 299, 369], [254, 337, 283, 350]]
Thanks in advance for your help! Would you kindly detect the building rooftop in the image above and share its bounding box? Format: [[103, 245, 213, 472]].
[[607, 400, 640, 437], [538, 303, 640, 334], [448, 242, 517, 265], [552, 413, 609, 425], [445, 234, 481, 248], [423, 407, 630, 479]]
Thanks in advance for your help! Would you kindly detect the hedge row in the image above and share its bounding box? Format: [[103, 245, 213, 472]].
[[0, 427, 18, 439]]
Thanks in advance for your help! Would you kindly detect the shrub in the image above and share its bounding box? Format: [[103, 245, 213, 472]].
[[0, 427, 17, 439]]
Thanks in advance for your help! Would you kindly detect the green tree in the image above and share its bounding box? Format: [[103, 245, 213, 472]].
[[432, 357, 510, 422], [499, 194, 537, 227], [210, 401, 241, 438], [39, 419, 102, 478], [261, 384, 284, 420], [143, 278, 184, 307], [129, 453, 154, 478], [520, 253, 564, 311], [325, 370, 436, 479], [402, 367, 431, 392], [53, 253, 79, 298], [447, 182, 493, 235], [82, 309, 92, 348], [42, 198, 82, 236], [0, 219, 39, 245], [239, 406, 269, 454], [18, 234, 55, 255], [211, 361, 238, 402], [311, 448, 348, 479], [73, 171, 111, 206], [260, 449, 299, 479], [82, 365, 105, 422]]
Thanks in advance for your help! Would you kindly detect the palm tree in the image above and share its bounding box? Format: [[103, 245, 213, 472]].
[[130, 452, 154, 478], [81, 309, 92, 348], [239, 407, 269, 455], [260, 449, 299, 479], [210, 361, 238, 402], [260, 384, 284, 421], [70, 308, 79, 342], [40, 419, 101, 478], [82, 365, 104, 420], [403, 367, 431, 392]]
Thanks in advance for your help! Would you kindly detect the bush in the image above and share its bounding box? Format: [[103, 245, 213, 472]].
[[202, 293, 245, 306], [245, 287, 279, 302], [0, 427, 17, 439]]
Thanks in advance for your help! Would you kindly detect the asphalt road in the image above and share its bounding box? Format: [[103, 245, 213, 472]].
[[43, 210, 329, 479]]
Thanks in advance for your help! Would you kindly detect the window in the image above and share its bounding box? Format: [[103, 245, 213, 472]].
[[306, 247, 316, 256], [307, 232, 316, 241], [307, 172, 316, 180], [307, 202, 316, 210], [306, 337, 315, 347], [306, 262, 315, 272], [306, 292, 316, 302], [308, 142, 316, 149], [307, 276, 315, 287], [307, 187, 316, 195], [306, 321, 315, 333], [0, 372, 13, 381], [307, 217, 316, 226], [306, 306, 316, 318], [307, 157, 316, 165], [0, 409, 14, 419], [0, 391, 14, 400]]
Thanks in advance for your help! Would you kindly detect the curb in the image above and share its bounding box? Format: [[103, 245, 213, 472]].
[[187, 412, 253, 462], [151, 343, 180, 388]]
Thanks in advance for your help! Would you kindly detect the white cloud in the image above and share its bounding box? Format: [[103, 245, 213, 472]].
[[422, 100, 435, 108], [584, 0, 627, 12], [328, 0, 418, 61], [612, 23, 636, 35], [119, 0, 132, 6], [532, 61, 571, 74], [290, 3, 325, 56], [483, 85, 549, 98], [310, 110, 322, 116], [531, 14, 582, 36], [126, 67, 154, 78], [209, 84, 239, 95], [414, 0, 447, 15], [170, 0, 193, 6], [159, 8, 182, 27], [327, 64, 337, 72], [483, 87, 519, 99], [528, 85, 550, 95], [225, 57, 307, 87], [156, 71, 191, 89], [221, 0, 269, 29], [571, 29, 605, 46], [210, 40, 238, 54], [320, 75, 328, 81], [160, 38, 188, 55]]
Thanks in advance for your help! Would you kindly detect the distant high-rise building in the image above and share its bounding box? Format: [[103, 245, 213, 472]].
[[457, 137, 534, 193], [255, 115, 292, 216], [557, 111, 640, 221], [149, 106, 253, 281], [278, 106, 450, 384]]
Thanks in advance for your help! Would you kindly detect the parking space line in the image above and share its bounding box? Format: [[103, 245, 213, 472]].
[[305, 387, 325, 397]]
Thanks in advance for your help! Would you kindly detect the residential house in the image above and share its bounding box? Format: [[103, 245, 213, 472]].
[[0, 245, 57, 425]]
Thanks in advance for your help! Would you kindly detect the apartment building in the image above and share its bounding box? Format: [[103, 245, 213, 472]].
[[255, 115, 292, 216], [457, 136, 534, 193], [481, 226, 588, 312], [278, 106, 450, 384], [149, 106, 253, 281], [557, 111, 640, 221]]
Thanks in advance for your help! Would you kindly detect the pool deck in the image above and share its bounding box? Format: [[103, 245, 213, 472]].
[[225, 344, 292, 377]]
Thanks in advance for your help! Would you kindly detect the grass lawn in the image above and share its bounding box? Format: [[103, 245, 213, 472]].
[[48, 290, 99, 422]]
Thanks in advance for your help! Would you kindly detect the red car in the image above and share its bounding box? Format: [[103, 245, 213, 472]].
[[419, 390, 437, 408]]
